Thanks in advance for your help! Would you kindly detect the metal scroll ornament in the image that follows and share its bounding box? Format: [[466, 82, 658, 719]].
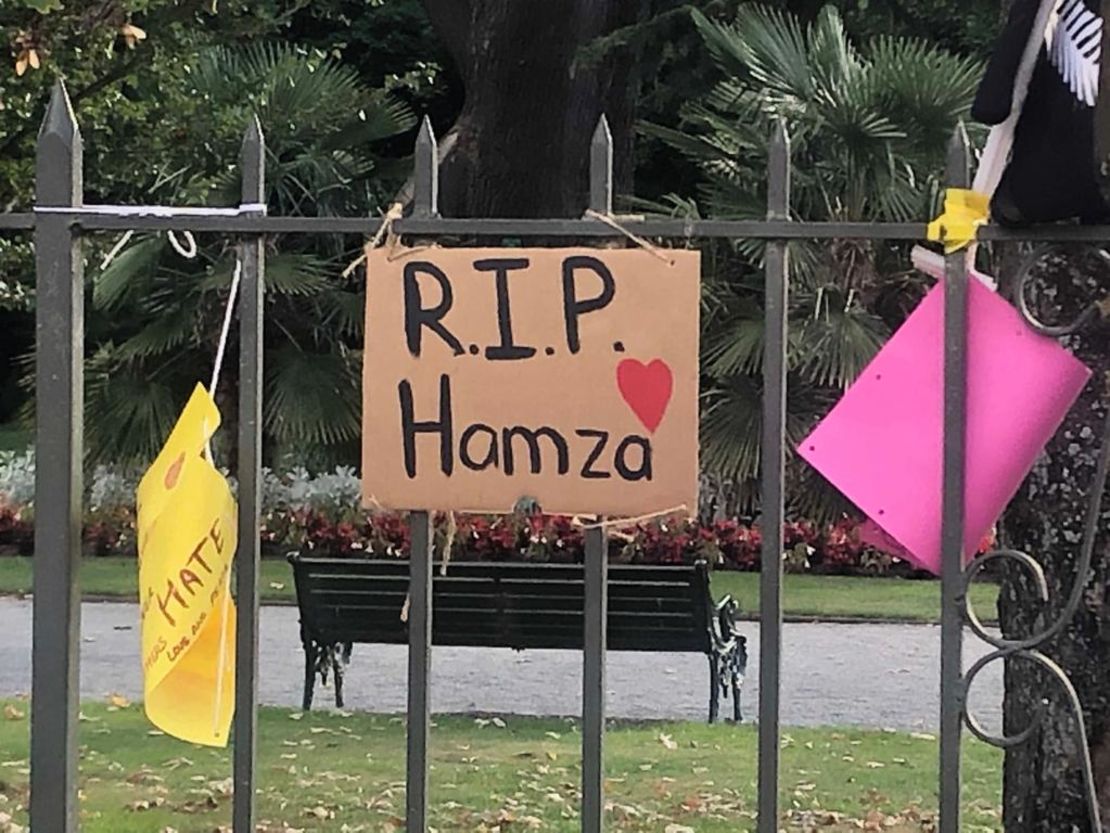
[[961, 245, 1108, 832]]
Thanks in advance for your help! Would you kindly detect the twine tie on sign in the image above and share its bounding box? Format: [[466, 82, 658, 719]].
[[342, 202, 404, 278], [574, 504, 690, 531], [584, 208, 676, 266], [572, 505, 691, 543], [399, 511, 458, 624]]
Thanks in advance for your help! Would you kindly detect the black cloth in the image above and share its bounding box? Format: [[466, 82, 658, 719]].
[[973, 0, 1110, 225]]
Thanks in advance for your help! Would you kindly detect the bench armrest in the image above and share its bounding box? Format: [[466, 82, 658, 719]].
[[709, 593, 744, 652]]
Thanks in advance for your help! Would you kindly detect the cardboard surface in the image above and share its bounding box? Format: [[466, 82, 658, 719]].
[[799, 278, 1090, 574], [363, 248, 700, 516]]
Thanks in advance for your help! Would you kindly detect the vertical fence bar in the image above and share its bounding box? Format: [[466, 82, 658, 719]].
[[582, 115, 613, 833], [31, 79, 83, 833], [233, 115, 266, 833], [938, 124, 970, 833], [582, 526, 608, 833], [757, 122, 791, 833], [406, 116, 438, 833], [407, 511, 433, 832]]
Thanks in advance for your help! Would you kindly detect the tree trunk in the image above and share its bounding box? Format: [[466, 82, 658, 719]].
[[1000, 247, 1110, 831], [421, 0, 640, 218]]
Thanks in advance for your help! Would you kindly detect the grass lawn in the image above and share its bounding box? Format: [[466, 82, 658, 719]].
[[0, 700, 1001, 832], [0, 557, 1000, 623], [710, 572, 1000, 624]]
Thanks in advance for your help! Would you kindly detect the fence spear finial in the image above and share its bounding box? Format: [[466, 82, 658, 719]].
[[946, 121, 971, 189], [413, 116, 439, 218], [589, 114, 613, 214], [240, 115, 265, 203]]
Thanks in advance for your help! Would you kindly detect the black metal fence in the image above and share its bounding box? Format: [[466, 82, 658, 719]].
[[4, 79, 1106, 833]]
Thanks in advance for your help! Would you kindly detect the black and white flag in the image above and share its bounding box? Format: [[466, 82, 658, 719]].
[[972, 0, 1110, 225]]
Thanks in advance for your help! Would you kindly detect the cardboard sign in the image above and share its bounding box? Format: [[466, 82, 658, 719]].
[[137, 384, 237, 747], [363, 248, 700, 516]]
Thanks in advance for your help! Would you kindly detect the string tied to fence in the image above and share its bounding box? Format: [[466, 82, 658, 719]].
[[398, 510, 458, 624], [342, 201, 405, 278], [66, 201, 265, 272], [584, 208, 676, 266], [206, 253, 242, 739], [572, 504, 690, 543]]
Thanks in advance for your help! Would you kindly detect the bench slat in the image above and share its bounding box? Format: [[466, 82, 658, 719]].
[[290, 558, 713, 656]]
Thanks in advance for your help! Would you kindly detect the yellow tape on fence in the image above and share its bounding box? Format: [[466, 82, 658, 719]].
[[926, 188, 990, 254]]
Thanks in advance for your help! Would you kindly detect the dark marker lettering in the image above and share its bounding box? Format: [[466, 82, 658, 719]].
[[575, 429, 611, 479], [614, 435, 652, 481], [460, 423, 500, 470], [474, 258, 537, 361], [403, 261, 464, 357], [208, 521, 224, 556], [156, 578, 187, 628], [399, 374, 454, 478], [179, 568, 203, 597], [502, 426, 569, 475], [562, 255, 616, 354], [187, 540, 212, 574]]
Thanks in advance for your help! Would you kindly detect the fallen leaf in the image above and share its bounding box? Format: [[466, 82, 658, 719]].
[[3, 706, 23, 721], [491, 717, 506, 728], [658, 733, 678, 751], [107, 693, 130, 709], [664, 825, 695, 833]]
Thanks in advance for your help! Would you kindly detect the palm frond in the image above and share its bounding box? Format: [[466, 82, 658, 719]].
[[85, 351, 185, 464], [93, 236, 165, 311], [265, 346, 361, 446], [791, 292, 889, 388]]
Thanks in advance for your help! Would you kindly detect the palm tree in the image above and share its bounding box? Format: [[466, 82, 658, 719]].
[[73, 43, 415, 466], [644, 4, 982, 520]]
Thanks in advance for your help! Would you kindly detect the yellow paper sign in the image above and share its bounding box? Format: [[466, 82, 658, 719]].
[[136, 383, 237, 747]]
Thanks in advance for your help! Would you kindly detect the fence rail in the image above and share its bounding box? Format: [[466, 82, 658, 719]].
[[5, 78, 1105, 833]]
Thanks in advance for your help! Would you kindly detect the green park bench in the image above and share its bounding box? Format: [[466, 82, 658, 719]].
[[287, 556, 747, 723]]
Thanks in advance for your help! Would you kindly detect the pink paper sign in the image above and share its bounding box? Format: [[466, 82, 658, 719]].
[[798, 279, 1090, 575]]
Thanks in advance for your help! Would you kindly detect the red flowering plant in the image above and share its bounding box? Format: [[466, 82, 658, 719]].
[[0, 501, 33, 556], [616, 518, 712, 566]]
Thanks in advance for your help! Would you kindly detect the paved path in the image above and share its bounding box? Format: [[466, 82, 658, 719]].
[[0, 599, 1003, 731]]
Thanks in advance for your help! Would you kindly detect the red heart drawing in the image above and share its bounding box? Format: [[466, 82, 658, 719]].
[[617, 358, 673, 433]]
